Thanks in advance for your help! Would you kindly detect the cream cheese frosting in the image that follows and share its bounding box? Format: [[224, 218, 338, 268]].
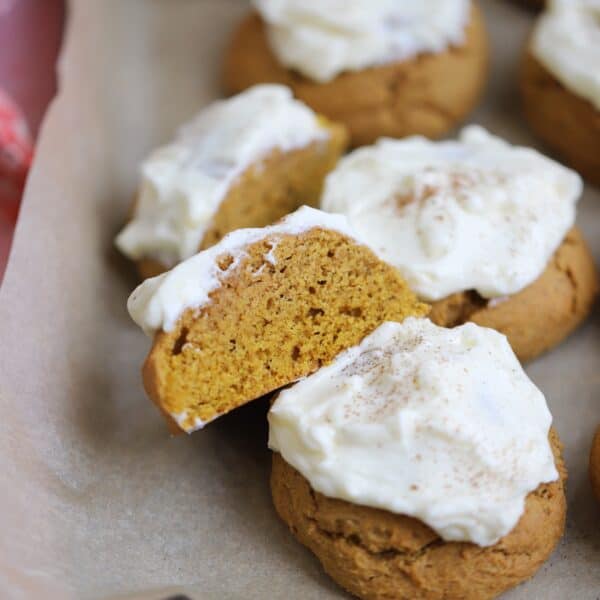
[[269, 318, 558, 547], [531, 0, 600, 111], [115, 85, 328, 267], [127, 206, 360, 336], [252, 0, 471, 83], [321, 126, 581, 302]]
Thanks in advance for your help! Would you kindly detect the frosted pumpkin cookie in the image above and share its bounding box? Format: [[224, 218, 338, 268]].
[[521, 0, 600, 185], [321, 126, 598, 362], [127, 207, 428, 433], [591, 426, 600, 501], [115, 85, 348, 278], [270, 318, 566, 600], [223, 1, 488, 147]]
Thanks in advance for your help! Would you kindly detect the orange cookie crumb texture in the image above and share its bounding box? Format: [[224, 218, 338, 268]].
[[271, 429, 567, 600], [142, 228, 428, 432], [429, 228, 599, 362], [223, 2, 488, 147]]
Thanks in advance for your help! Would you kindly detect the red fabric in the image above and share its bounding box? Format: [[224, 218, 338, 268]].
[[0, 88, 33, 219], [0, 0, 65, 281]]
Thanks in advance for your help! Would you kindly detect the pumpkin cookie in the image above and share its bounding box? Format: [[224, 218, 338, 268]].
[[321, 126, 598, 361], [116, 85, 348, 278], [127, 207, 428, 433], [429, 228, 597, 362], [223, 1, 488, 147], [521, 1, 600, 185], [591, 426, 600, 502], [269, 319, 566, 600]]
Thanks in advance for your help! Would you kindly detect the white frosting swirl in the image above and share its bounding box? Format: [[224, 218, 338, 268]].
[[321, 126, 581, 302], [116, 85, 327, 267], [252, 0, 471, 82], [532, 0, 600, 111], [127, 206, 360, 336], [269, 318, 558, 547]]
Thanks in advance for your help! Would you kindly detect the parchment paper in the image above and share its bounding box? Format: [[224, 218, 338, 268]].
[[0, 1, 598, 598]]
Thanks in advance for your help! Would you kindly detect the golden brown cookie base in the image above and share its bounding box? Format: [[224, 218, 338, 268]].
[[430, 228, 598, 362], [521, 51, 600, 186], [134, 120, 348, 279], [223, 3, 488, 147], [143, 228, 428, 431], [271, 430, 566, 600], [590, 426, 600, 502]]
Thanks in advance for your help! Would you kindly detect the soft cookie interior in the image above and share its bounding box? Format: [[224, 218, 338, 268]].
[[143, 228, 428, 431]]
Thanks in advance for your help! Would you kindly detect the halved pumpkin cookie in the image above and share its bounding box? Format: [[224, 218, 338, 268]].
[[127, 207, 428, 432]]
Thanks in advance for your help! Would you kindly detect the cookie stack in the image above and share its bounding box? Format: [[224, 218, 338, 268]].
[[118, 1, 600, 598]]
